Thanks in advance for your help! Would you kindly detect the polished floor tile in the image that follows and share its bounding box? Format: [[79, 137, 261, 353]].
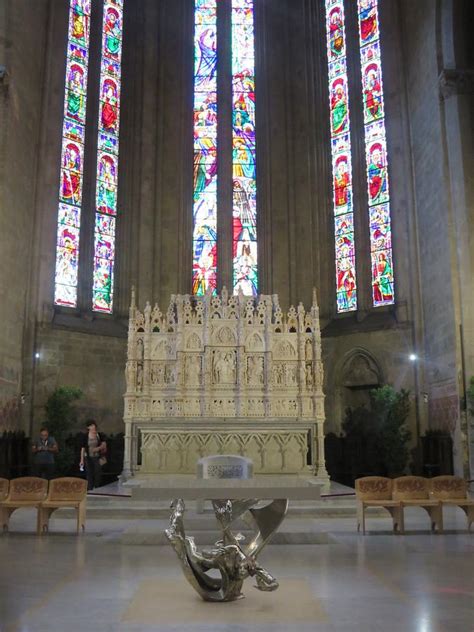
[[0, 507, 473, 632]]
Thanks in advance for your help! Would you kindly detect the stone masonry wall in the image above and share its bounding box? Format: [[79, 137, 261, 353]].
[[32, 326, 126, 436], [0, 0, 49, 431]]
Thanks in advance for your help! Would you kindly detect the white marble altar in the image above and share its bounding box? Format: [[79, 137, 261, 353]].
[[122, 289, 328, 480]]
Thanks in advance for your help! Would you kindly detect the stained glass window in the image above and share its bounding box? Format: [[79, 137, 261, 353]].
[[325, 0, 357, 313], [231, 0, 257, 296], [54, 0, 91, 307], [357, 0, 394, 306], [193, 0, 218, 296], [92, 0, 123, 312]]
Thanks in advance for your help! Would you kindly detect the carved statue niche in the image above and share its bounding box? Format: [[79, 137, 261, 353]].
[[305, 363, 313, 387], [126, 361, 136, 390], [285, 364, 298, 386], [272, 363, 285, 386], [136, 337, 144, 361], [212, 349, 236, 384], [151, 362, 164, 386], [164, 364, 176, 385], [246, 332, 264, 352], [273, 340, 296, 359], [216, 326, 236, 345], [184, 355, 201, 386], [247, 355, 264, 385], [136, 363, 144, 392], [186, 333, 201, 351], [305, 339, 313, 362]]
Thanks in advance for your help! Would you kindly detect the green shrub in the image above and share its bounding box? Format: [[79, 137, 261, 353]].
[[343, 385, 411, 477], [44, 386, 83, 474]]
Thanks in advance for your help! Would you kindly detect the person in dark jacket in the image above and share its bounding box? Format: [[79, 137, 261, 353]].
[[32, 427, 58, 479], [79, 420, 107, 491]]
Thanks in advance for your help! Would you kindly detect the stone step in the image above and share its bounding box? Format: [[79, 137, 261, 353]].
[[86, 497, 354, 514], [60, 493, 385, 520]]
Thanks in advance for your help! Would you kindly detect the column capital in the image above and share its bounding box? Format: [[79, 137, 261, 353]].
[[439, 68, 474, 100]]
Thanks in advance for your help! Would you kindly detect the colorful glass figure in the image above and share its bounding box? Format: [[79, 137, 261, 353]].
[[232, 0, 257, 296], [358, 0, 394, 306], [92, 0, 123, 313], [54, 0, 91, 307], [325, 0, 357, 312], [193, 0, 218, 295]]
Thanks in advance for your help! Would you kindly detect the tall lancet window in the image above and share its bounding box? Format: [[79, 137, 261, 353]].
[[192, 0, 258, 297], [54, 0, 124, 313], [324, 0, 357, 312], [54, 0, 91, 308], [231, 0, 257, 296], [193, 0, 218, 296], [93, 0, 124, 313], [357, 0, 394, 306]]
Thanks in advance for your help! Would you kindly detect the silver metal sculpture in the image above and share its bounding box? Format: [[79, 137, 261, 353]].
[[165, 497, 288, 601]]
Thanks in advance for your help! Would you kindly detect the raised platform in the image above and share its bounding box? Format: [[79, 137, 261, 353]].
[[124, 474, 323, 502]]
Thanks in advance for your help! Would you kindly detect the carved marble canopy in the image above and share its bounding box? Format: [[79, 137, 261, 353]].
[[124, 288, 325, 422], [122, 289, 329, 477]]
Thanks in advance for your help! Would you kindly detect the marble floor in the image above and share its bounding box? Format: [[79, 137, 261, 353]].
[[0, 507, 473, 632]]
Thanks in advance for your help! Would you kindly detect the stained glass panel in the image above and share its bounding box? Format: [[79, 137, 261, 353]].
[[193, 0, 218, 295], [92, 0, 123, 313], [54, 0, 91, 307], [232, 0, 257, 296], [358, 0, 394, 306], [325, 0, 357, 312]]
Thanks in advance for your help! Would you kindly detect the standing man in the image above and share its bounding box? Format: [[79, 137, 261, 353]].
[[32, 427, 58, 480]]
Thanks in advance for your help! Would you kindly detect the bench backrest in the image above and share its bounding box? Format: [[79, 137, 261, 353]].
[[0, 478, 9, 501], [430, 475, 467, 500], [392, 476, 429, 500], [355, 476, 392, 500], [8, 477, 48, 501], [47, 477, 87, 501]]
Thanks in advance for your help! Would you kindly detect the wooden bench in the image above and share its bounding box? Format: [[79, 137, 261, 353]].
[[355, 476, 404, 535], [0, 477, 48, 532], [392, 476, 443, 533], [430, 475, 474, 532], [38, 477, 87, 534]]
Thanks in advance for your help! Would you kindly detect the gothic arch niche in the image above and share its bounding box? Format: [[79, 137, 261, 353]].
[[335, 349, 383, 432]]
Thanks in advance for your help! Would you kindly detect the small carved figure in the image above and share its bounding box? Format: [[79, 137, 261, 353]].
[[164, 364, 176, 385], [136, 363, 144, 391], [305, 339, 313, 362], [305, 363, 313, 387], [212, 350, 224, 384], [247, 356, 263, 385], [126, 362, 135, 389]]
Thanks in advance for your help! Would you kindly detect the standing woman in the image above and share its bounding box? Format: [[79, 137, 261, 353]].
[[80, 420, 107, 491]]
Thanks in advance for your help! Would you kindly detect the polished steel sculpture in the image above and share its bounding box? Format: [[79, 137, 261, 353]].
[[165, 497, 288, 601]]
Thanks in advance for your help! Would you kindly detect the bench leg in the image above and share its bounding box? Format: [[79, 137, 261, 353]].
[[459, 505, 474, 532], [77, 502, 86, 533], [0, 507, 16, 532], [38, 507, 56, 535], [424, 505, 443, 533], [387, 506, 404, 534], [356, 501, 363, 533]]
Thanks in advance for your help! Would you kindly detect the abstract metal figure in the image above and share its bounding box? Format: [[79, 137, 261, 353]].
[[165, 497, 288, 601]]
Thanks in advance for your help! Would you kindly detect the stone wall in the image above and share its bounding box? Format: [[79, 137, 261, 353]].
[[32, 326, 126, 436], [400, 0, 474, 474], [0, 0, 49, 431]]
